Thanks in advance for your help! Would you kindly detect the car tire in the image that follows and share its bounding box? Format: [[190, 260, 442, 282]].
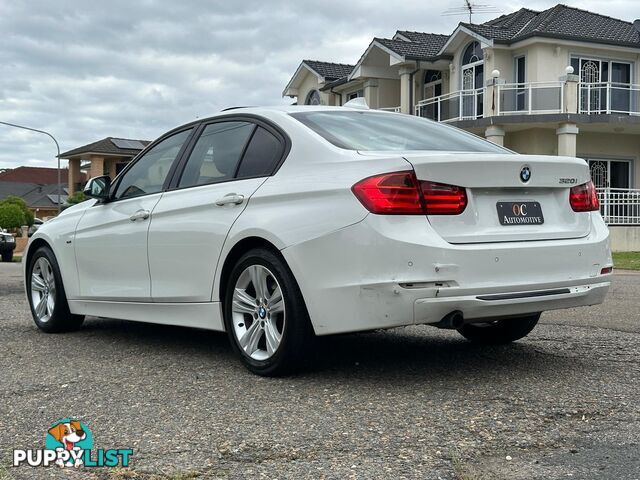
[[27, 246, 84, 333], [1, 251, 12, 262], [223, 247, 314, 376], [457, 313, 540, 344]]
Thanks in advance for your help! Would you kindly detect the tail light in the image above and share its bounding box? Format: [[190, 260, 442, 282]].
[[351, 171, 467, 215], [570, 181, 600, 212]]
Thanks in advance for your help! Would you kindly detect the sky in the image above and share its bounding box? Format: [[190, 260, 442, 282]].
[[0, 0, 638, 169]]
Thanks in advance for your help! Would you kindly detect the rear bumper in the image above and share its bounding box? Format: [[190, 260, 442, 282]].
[[415, 281, 609, 325], [283, 213, 612, 335]]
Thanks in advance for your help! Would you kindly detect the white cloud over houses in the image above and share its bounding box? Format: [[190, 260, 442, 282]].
[[0, 0, 637, 168]]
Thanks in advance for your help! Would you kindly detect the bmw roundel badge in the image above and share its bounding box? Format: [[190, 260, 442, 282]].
[[520, 166, 531, 183]]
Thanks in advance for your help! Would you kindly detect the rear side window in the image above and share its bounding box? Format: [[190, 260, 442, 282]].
[[290, 111, 507, 153], [178, 122, 255, 188], [236, 127, 284, 179]]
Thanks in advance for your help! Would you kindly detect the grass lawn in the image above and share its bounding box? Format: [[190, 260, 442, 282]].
[[613, 251, 640, 271], [12, 255, 22, 263]]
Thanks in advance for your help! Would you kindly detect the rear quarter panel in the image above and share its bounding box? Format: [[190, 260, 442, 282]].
[[212, 111, 411, 302]]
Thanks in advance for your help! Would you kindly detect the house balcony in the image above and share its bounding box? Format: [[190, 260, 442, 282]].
[[415, 88, 484, 122], [416, 81, 640, 122], [578, 82, 640, 115]]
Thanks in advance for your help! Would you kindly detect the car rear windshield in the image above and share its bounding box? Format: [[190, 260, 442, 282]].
[[290, 111, 507, 153]]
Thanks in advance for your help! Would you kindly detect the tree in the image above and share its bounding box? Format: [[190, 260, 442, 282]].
[[0, 204, 26, 230], [0, 196, 33, 226], [66, 191, 87, 205]]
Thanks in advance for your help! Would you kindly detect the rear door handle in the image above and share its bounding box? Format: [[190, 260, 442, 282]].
[[215, 194, 244, 206], [129, 209, 150, 221]]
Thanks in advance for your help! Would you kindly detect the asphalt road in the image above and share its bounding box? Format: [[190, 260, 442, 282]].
[[1, 262, 639, 480]]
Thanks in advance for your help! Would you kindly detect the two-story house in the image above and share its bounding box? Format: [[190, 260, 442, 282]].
[[284, 5, 640, 249]]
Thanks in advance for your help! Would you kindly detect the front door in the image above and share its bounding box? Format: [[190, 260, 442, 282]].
[[148, 120, 287, 302], [74, 128, 193, 301]]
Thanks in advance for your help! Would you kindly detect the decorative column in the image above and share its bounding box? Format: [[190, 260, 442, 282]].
[[557, 123, 579, 157], [67, 159, 81, 195], [88, 155, 105, 181], [485, 125, 506, 146], [399, 66, 413, 114], [364, 79, 379, 109], [562, 66, 579, 114], [484, 69, 504, 118]]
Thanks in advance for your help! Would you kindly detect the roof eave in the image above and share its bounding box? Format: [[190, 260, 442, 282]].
[[281, 62, 324, 98], [438, 24, 494, 55]]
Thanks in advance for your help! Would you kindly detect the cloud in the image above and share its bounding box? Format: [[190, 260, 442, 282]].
[[0, 0, 636, 167]]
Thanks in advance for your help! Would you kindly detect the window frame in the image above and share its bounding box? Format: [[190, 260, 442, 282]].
[[106, 124, 198, 203], [165, 114, 291, 192]]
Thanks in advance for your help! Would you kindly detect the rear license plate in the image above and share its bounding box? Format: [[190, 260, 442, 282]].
[[497, 201, 544, 226]]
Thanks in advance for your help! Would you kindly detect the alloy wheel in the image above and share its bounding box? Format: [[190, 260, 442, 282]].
[[231, 264, 285, 361], [31, 257, 56, 323]]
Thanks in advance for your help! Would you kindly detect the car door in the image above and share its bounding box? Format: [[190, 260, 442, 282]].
[[73, 128, 194, 301], [147, 119, 286, 302]]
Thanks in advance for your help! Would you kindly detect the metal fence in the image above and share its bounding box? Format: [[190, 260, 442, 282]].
[[497, 82, 564, 115], [415, 88, 484, 122], [579, 82, 640, 115], [597, 188, 640, 225]]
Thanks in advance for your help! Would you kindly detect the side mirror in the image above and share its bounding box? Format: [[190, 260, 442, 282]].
[[83, 176, 112, 200]]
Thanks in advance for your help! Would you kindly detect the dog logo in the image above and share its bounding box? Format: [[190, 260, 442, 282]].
[[13, 418, 132, 468], [45, 418, 93, 468]]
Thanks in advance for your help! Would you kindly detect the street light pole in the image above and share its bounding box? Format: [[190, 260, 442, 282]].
[[0, 121, 62, 214]]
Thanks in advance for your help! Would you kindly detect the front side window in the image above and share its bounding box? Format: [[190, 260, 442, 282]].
[[178, 122, 255, 188], [291, 111, 506, 153], [113, 129, 192, 200]]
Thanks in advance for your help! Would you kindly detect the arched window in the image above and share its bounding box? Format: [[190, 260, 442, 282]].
[[305, 90, 321, 105], [462, 41, 483, 66], [424, 70, 442, 85]]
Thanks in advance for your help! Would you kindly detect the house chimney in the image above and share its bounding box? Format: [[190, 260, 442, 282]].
[[634, 19, 640, 34]]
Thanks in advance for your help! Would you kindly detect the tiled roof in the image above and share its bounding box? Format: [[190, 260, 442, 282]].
[[374, 37, 450, 60], [464, 5, 640, 47], [394, 31, 450, 54], [60, 137, 150, 159], [0, 181, 69, 208], [0, 166, 84, 185], [302, 60, 354, 81]]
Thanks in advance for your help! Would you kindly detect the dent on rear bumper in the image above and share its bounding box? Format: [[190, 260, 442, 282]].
[[282, 214, 611, 335]]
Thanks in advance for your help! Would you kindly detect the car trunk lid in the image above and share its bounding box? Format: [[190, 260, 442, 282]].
[[403, 152, 592, 244]]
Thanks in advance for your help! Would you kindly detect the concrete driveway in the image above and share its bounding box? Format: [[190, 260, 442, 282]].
[[1, 262, 638, 479]]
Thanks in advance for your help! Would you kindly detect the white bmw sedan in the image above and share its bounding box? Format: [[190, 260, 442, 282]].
[[25, 106, 611, 375]]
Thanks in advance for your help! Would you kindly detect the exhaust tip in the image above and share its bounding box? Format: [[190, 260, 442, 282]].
[[434, 310, 464, 329]]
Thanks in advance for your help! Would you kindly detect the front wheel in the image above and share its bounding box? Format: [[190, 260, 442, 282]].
[[224, 248, 313, 376], [27, 246, 84, 333], [1, 251, 13, 262], [457, 313, 540, 344]]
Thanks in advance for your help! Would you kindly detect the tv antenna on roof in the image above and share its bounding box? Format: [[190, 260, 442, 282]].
[[442, 0, 499, 23]]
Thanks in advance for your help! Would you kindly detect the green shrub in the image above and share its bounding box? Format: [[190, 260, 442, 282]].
[[0, 204, 26, 229], [0, 196, 33, 226], [66, 191, 87, 205]]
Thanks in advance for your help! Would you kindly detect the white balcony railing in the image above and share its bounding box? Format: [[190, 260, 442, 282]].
[[497, 81, 564, 116], [597, 188, 640, 225], [579, 82, 640, 115], [378, 106, 401, 113], [415, 88, 484, 122]]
